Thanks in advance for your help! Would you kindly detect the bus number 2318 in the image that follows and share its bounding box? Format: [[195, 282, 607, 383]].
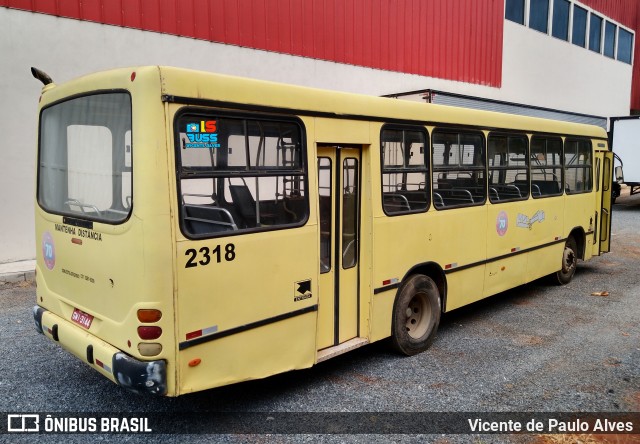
[[185, 244, 236, 268]]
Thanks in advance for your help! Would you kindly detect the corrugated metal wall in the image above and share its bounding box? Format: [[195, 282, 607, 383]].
[[580, 0, 637, 29], [1, 0, 504, 87], [3, 0, 639, 109]]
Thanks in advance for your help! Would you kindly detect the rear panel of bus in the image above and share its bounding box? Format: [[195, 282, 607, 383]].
[[34, 67, 177, 395]]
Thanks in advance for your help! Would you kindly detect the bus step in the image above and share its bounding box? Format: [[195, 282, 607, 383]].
[[317, 337, 369, 363]]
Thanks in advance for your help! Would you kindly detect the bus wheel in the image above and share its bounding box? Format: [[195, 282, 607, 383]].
[[555, 236, 578, 285], [391, 274, 441, 356]]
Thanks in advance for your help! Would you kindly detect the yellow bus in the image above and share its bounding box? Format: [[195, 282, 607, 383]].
[[31, 66, 613, 396]]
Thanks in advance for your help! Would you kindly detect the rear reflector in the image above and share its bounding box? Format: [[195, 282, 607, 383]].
[[137, 326, 162, 340], [137, 309, 162, 323], [186, 325, 218, 340], [138, 343, 162, 357], [95, 359, 112, 373]]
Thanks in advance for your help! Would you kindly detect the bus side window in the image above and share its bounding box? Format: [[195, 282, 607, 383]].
[[564, 138, 593, 194], [531, 136, 563, 197], [488, 133, 529, 203], [177, 114, 308, 238], [380, 126, 429, 215], [432, 129, 486, 208]]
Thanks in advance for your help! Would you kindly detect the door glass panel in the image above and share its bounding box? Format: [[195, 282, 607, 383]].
[[603, 157, 611, 191], [600, 210, 609, 242], [342, 158, 358, 269], [318, 157, 332, 273]]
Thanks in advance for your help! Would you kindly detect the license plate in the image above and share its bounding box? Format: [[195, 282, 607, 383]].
[[71, 308, 94, 329]]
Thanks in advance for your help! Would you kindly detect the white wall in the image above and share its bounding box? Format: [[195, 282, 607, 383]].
[[501, 20, 632, 117], [0, 7, 633, 263], [395, 21, 633, 119]]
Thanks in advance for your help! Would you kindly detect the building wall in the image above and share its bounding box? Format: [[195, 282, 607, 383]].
[[1, 0, 505, 87], [501, 19, 632, 116], [0, 3, 635, 263], [0, 6, 500, 264]]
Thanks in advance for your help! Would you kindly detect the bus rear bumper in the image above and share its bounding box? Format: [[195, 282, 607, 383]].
[[32, 306, 167, 396]]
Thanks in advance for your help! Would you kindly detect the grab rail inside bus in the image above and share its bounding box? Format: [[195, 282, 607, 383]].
[[65, 199, 102, 216], [383, 193, 411, 211], [182, 204, 238, 232]]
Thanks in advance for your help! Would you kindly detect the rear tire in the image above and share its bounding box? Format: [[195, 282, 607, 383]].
[[555, 236, 578, 285], [391, 274, 441, 356]]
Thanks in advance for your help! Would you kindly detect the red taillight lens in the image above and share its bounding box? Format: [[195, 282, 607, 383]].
[[137, 326, 162, 340], [137, 309, 162, 323]]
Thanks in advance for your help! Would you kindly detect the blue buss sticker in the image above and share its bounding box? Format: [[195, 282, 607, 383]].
[[184, 120, 221, 149]]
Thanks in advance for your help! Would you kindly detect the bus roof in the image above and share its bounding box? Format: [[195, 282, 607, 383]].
[[41, 65, 608, 140]]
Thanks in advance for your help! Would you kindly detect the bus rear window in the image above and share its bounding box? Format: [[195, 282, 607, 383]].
[[176, 112, 308, 238], [38, 93, 132, 223]]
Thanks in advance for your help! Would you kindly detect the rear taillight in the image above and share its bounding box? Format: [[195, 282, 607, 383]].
[[137, 326, 162, 340], [137, 309, 162, 323], [136, 309, 163, 355]]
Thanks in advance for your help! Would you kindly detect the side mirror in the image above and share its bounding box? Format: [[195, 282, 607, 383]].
[[615, 166, 624, 183]]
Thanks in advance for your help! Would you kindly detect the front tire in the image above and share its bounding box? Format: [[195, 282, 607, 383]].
[[555, 236, 578, 285], [391, 274, 441, 356]]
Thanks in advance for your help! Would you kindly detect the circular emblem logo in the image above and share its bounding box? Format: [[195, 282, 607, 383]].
[[42, 231, 56, 270], [496, 211, 509, 237]]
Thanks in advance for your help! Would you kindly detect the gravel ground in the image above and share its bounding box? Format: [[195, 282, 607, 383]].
[[1, 190, 639, 443]]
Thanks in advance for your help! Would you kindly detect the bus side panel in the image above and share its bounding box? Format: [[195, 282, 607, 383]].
[[178, 311, 316, 394], [565, 192, 597, 260], [371, 212, 425, 342], [526, 243, 563, 282], [484, 202, 529, 298], [174, 227, 318, 394], [370, 290, 395, 343], [483, 255, 527, 298], [371, 206, 487, 319], [444, 267, 487, 311], [434, 206, 487, 312], [523, 197, 565, 282], [371, 214, 431, 342]]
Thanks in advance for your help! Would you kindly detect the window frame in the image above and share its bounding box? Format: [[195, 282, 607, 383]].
[[552, 0, 570, 41], [174, 108, 309, 240], [572, 5, 588, 48], [589, 13, 603, 53], [604, 21, 617, 58], [487, 132, 530, 204], [529, 0, 550, 34], [318, 157, 333, 273], [431, 128, 486, 210], [505, 0, 526, 25], [36, 90, 134, 225], [530, 135, 564, 199], [380, 124, 431, 216], [617, 27, 634, 64], [341, 157, 359, 270], [564, 138, 593, 195]]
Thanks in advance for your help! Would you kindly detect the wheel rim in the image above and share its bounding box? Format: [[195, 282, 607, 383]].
[[562, 246, 576, 274], [404, 292, 431, 339]]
